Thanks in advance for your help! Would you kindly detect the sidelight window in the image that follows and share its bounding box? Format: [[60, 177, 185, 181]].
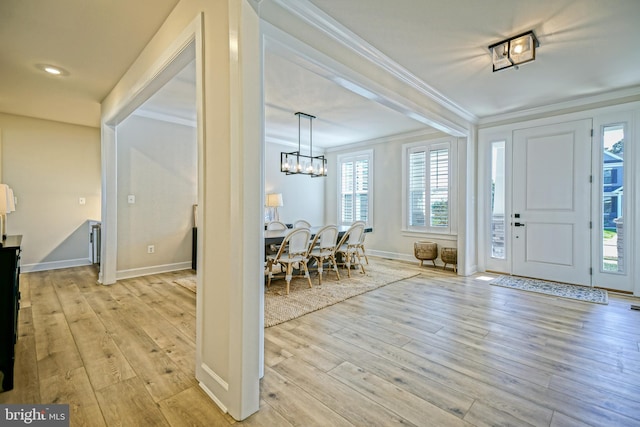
[[490, 141, 506, 259], [601, 124, 625, 273]]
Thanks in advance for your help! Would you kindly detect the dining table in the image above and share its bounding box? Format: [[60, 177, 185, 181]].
[[264, 224, 372, 246]]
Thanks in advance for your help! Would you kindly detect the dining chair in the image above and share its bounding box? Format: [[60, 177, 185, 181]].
[[307, 225, 340, 285], [335, 222, 366, 277], [266, 227, 313, 295], [352, 220, 369, 264], [266, 220, 288, 256], [293, 219, 312, 228], [266, 220, 288, 230]]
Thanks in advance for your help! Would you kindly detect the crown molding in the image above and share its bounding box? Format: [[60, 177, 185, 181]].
[[265, 125, 440, 152], [132, 109, 197, 128], [478, 86, 640, 127], [264, 135, 299, 149], [263, 21, 469, 137], [323, 128, 441, 153], [270, 0, 477, 125]]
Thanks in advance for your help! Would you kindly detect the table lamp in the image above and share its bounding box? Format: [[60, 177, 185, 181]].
[[265, 193, 283, 222], [0, 184, 16, 241]]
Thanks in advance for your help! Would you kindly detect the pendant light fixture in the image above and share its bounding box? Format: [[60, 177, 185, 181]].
[[280, 112, 327, 177]]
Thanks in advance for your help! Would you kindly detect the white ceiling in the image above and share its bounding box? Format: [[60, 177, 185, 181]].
[[263, 50, 428, 147], [0, 0, 179, 127], [308, 0, 640, 118], [1, 0, 640, 148]]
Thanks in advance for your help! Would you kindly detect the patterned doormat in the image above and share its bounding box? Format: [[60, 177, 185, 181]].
[[490, 275, 608, 304]]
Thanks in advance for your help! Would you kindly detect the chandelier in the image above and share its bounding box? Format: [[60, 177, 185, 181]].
[[281, 112, 327, 177]]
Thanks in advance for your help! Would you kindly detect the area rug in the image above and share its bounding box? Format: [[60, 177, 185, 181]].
[[265, 262, 420, 327], [490, 275, 608, 304], [174, 277, 197, 293], [173, 262, 419, 327]]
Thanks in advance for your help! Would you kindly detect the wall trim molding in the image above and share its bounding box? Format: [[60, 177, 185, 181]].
[[369, 251, 468, 273], [262, 18, 470, 137], [199, 382, 228, 414], [324, 128, 441, 153], [115, 261, 192, 280], [200, 363, 229, 391], [21, 258, 92, 273], [266, 127, 441, 152], [132, 109, 197, 128], [369, 250, 419, 264], [400, 231, 458, 242], [479, 86, 640, 127]]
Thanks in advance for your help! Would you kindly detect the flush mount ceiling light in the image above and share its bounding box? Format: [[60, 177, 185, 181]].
[[488, 30, 539, 72], [36, 64, 69, 76]]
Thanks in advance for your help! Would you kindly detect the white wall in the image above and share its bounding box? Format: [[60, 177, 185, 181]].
[[0, 113, 100, 271], [265, 141, 325, 225], [116, 115, 197, 277], [101, 0, 262, 420], [325, 130, 459, 265]]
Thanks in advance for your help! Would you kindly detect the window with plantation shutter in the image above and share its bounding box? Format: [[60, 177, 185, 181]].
[[429, 148, 449, 227], [338, 150, 373, 226], [403, 139, 454, 234], [341, 161, 354, 223], [409, 150, 426, 227]]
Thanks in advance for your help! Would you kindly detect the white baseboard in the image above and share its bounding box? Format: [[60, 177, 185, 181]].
[[465, 264, 479, 276], [22, 259, 193, 279], [368, 249, 472, 274], [115, 261, 192, 280], [368, 249, 415, 263], [21, 258, 93, 273], [369, 249, 448, 267], [200, 363, 229, 391], [199, 381, 228, 414]]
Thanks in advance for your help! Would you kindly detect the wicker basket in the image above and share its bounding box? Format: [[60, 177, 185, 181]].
[[414, 241, 437, 267], [441, 247, 457, 272]]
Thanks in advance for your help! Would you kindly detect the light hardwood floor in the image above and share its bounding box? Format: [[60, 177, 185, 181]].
[[2, 259, 640, 426]]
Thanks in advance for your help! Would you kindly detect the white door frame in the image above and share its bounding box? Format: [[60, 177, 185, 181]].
[[100, 22, 199, 285], [479, 102, 640, 296]]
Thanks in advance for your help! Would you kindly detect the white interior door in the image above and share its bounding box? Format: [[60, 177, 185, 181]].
[[512, 119, 592, 285]]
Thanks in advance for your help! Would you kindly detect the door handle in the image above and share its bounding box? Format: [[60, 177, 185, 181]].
[[514, 222, 525, 227]]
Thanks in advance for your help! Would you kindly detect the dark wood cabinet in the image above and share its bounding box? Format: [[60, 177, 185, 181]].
[[0, 235, 21, 392]]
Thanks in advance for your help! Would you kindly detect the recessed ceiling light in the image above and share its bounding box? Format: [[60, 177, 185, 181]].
[[44, 66, 61, 75], [36, 64, 69, 76]]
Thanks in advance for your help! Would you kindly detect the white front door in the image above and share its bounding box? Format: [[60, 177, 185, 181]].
[[512, 119, 592, 285]]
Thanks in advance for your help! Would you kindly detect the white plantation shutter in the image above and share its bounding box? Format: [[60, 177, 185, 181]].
[[429, 148, 449, 227], [341, 161, 354, 223], [338, 151, 372, 225], [403, 139, 452, 233], [354, 159, 369, 221], [409, 150, 426, 226]]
